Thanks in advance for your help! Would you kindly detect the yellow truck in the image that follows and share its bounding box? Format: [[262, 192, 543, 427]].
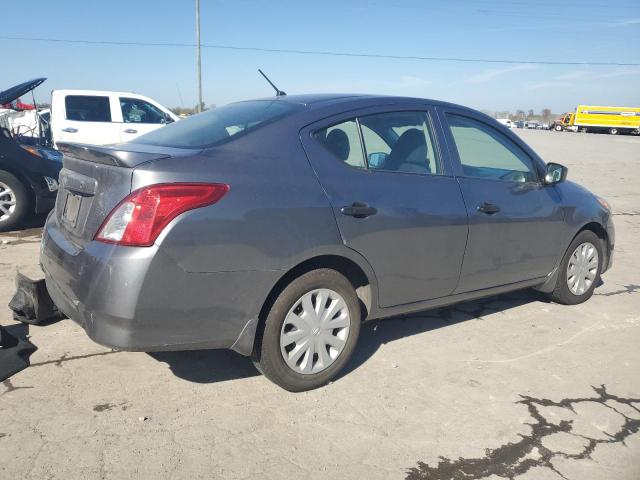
[[552, 105, 640, 135]]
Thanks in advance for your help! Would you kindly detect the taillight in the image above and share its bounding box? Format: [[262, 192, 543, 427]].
[[95, 183, 229, 247]]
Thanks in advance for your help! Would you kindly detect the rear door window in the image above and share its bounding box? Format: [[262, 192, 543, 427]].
[[360, 111, 441, 175], [120, 97, 166, 124], [65, 95, 112, 122], [315, 120, 366, 168]]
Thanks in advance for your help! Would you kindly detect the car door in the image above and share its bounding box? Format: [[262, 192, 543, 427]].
[[301, 106, 468, 308], [118, 96, 173, 142], [55, 94, 121, 146], [437, 108, 565, 293]]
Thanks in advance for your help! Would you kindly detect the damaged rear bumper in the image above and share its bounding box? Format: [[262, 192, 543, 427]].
[[39, 215, 278, 355]]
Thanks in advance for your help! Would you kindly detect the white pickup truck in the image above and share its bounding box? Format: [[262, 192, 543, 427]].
[[51, 89, 178, 146], [1, 79, 178, 147]]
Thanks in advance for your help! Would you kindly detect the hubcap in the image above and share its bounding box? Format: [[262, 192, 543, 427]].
[[280, 288, 350, 375], [566, 242, 599, 295], [0, 181, 17, 223]]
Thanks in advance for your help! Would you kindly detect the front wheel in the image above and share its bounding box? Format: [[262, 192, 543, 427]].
[[554, 125, 563, 132], [254, 269, 361, 391], [0, 170, 30, 232], [609, 128, 619, 135], [550, 230, 603, 305]]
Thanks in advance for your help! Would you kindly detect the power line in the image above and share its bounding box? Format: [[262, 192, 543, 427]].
[[1, 35, 639, 66]]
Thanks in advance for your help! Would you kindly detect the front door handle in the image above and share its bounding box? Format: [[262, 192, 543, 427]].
[[477, 202, 501, 215], [123, 129, 138, 134], [341, 202, 378, 218], [61, 127, 78, 133]]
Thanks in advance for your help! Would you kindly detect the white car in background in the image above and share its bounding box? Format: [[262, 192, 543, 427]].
[[51, 90, 178, 146], [496, 118, 513, 128]]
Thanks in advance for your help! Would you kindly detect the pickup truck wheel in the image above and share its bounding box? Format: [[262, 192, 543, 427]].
[[609, 128, 619, 135], [554, 125, 563, 132], [550, 230, 603, 305], [0, 171, 30, 232], [254, 269, 361, 391]]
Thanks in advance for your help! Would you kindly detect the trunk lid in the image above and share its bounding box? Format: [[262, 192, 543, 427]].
[[0, 78, 46, 105], [54, 142, 194, 246]]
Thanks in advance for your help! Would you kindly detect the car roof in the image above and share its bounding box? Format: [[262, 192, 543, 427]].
[[53, 89, 152, 98], [247, 93, 468, 111]]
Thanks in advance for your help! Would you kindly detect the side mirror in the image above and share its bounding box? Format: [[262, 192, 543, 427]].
[[368, 152, 388, 168], [163, 113, 175, 124], [544, 162, 567, 184]]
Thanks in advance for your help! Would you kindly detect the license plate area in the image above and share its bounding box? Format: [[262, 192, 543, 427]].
[[62, 191, 83, 227]]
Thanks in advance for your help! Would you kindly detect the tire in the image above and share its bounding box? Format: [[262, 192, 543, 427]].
[[0, 170, 30, 232], [554, 125, 563, 132], [254, 269, 361, 391], [550, 230, 603, 305], [609, 128, 619, 135]]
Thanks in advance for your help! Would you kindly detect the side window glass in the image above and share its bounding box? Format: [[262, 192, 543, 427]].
[[360, 111, 440, 175], [316, 120, 366, 169], [446, 114, 538, 182], [360, 125, 390, 168], [120, 97, 166, 124], [65, 95, 111, 122]]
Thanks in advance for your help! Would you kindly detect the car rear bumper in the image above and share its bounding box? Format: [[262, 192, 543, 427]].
[[40, 215, 279, 354]]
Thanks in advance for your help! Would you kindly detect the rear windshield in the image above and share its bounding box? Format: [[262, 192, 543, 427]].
[[134, 100, 297, 148]]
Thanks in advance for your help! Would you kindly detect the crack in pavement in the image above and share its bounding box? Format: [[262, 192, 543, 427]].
[[613, 212, 640, 217], [29, 350, 119, 368], [1, 378, 34, 396], [93, 401, 129, 412], [406, 385, 640, 480]]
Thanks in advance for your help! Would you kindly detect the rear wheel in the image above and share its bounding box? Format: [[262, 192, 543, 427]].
[[550, 230, 603, 305], [0, 170, 30, 232], [254, 269, 361, 391], [609, 128, 619, 135]]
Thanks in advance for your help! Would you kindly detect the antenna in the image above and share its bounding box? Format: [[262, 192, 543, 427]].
[[258, 69, 286, 96]]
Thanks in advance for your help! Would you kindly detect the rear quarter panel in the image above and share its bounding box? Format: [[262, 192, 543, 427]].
[[132, 120, 344, 273]]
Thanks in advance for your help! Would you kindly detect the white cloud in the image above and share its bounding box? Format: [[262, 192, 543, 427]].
[[526, 67, 640, 89], [599, 68, 640, 79], [525, 81, 571, 91], [554, 71, 590, 81], [465, 64, 537, 84]]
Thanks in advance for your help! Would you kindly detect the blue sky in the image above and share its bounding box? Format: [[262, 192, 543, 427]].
[[2, 0, 639, 113]]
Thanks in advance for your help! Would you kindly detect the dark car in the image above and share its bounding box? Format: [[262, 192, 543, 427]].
[[0, 78, 61, 231], [40, 94, 614, 391]]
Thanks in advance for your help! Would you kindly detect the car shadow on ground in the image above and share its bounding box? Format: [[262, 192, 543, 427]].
[[0, 214, 47, 237], [150, 289, 548, 386]]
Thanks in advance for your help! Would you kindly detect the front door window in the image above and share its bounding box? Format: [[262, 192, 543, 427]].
[[446, 114, 538, 183]]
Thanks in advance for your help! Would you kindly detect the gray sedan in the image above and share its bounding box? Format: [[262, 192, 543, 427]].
[[41, 94, 614, 391]]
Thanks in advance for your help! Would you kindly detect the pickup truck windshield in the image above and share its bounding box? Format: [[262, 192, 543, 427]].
[[134, 100, 297, 149]]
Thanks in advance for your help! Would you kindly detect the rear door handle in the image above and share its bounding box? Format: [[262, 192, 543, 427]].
[[61, 127, 78, 133], [123, 129, 138, 134], [341, 202, 378, 218], [477, 202, 501, 215]]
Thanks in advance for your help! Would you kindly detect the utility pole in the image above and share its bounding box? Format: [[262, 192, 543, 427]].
[[195, 0, 203, 113]]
